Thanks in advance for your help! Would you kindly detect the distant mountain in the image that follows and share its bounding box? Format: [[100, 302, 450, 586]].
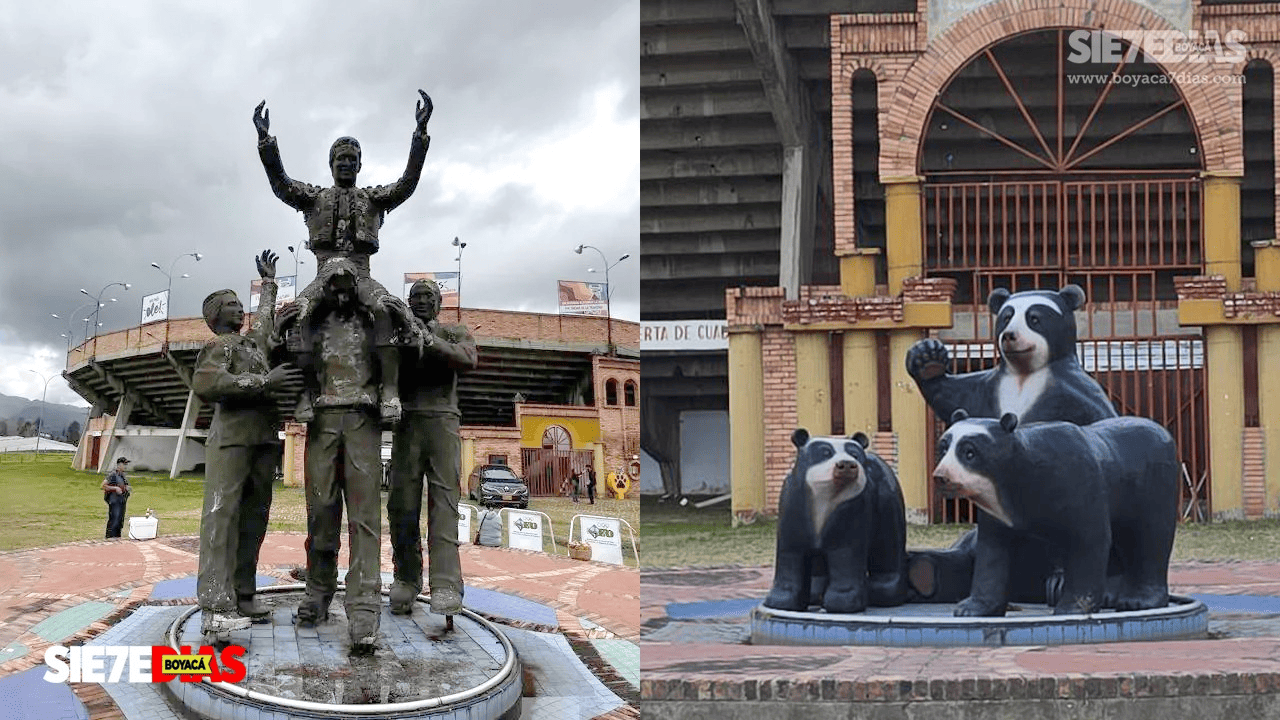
[[0, 393, 90, 441]]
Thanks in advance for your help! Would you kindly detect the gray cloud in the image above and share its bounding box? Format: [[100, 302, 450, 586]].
[[0, 0, 638, 405]]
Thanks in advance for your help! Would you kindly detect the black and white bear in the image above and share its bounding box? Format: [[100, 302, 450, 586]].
[[904, 285, 1118, 602], [763, 430, 908, 614], [933, 410, 1178, 616], [906, 284, 1116, 426]]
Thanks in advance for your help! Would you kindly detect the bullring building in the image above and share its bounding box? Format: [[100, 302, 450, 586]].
[[65, 309, 639, 497], [641, 0, 1280, 522]]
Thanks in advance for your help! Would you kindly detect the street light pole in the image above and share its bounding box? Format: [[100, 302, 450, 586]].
[[27, 370, 54, 455], [52, 301, 100, 356], [80, 282, 131, 357], [452, 236, 466, 322], [574, 244, 631, 353], [287, 245, 305, 282], [150, 252, 201, 345]]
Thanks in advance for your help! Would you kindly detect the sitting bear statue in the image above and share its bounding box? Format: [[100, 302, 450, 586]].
[[933, 410, 1178, 616], [764, 430, 909, 614]]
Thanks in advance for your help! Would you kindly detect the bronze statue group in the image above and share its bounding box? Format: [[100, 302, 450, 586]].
[[191, 91, 478, 652]]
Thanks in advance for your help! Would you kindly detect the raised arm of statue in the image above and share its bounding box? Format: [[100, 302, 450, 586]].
[[249, 250, 279, 346], [370, 90, 433, 212], [255, 100, 321, 212]]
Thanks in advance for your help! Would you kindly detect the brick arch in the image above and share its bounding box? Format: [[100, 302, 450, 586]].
[[878, 0, 1242, 177]]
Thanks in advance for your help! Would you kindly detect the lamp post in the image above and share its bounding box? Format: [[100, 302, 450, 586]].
[[27, 370, 55, 455], [80, 282, 131, 356], [150, 252, 201, 345], [574, 244, 631, 353], [286, 245, 305, 282], [52, 301, 100, 356], [452, 236, 466, 322]]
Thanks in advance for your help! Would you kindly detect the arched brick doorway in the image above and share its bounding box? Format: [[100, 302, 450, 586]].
[[919, 29, 1210, 522]]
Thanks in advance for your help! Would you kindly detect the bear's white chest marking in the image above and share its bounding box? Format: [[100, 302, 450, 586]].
[[998, 367, 1049, 418], [804, 450, 867, 538]]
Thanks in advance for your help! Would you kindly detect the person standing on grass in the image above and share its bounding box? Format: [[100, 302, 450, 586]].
[[586, 466, 597, 505], [101, 457, 131, 538]]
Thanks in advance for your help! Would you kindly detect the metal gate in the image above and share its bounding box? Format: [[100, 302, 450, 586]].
[[521, 448, 594, 496], [922, 179, 1210, 522]]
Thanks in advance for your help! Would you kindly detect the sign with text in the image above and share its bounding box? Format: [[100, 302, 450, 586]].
[[506, 510, 544, 553], [558, 280, 607, 317], [248, 276, 297, 313], [404, 272, 459, 308], [641, 320, 728, 351], [141, 290, 169, 325], [578, 515, 623, 565]]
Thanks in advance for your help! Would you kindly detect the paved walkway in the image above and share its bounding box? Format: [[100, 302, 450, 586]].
[[0, 532, 639, 719], [641, 561, 1280, 713]]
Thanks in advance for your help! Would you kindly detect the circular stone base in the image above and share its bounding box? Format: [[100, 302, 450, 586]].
[[161, 584, 521, 720], [751, 595, 1208, 647]]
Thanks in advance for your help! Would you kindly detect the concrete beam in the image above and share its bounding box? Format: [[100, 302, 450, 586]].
[[88, 361, 179, 427], [62, 372, 113, 413], [642, 87, 774, 120], [643, 230, 781, 257], [732, 0, 813, 147], [642, 115, 780, 151], [642, 177, 783, 207], [641, 252, 779, 282], [640, 352, 729, 378], [641, 205, 781, 235], [163, 350, 194, 390], [642, 147, 783, 181]]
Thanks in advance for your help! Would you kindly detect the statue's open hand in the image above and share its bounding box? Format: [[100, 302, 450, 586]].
[[906, 338, 951, 382], [254, 101, 270, 141], [256, 250, 278, 279], [265, 363, 304, 390], [415, 90, 433, 132]]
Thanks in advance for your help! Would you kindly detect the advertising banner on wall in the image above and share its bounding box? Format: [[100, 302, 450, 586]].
[[558, 280, 607, 316], [248, 275, 297, 313], [141, 290, 169, 325], [578, 515, 623, 565], [404, 272, 459, 307], [506, 510, 545, 553]]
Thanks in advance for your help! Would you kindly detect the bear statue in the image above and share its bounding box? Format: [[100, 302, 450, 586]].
[[933, 410, 1178, 616], [904, 284, 1118, 603], [763, 430, 909, 614]]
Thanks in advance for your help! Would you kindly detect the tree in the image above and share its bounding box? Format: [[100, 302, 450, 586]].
[[17, 421, 33, 438], [0, 419, 7, 437], [65, 421, 82, 446]]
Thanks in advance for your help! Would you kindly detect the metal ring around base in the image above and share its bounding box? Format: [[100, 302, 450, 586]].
[[165, 583, 519, 715]]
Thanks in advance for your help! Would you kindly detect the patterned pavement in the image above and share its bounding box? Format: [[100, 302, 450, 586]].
[[0, 531, 639, 719], [641, 561, 1280, 711]]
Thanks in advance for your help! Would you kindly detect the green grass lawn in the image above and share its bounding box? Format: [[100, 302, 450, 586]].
[[641, 494, 1280, 568], [0, 453, 639, 567]]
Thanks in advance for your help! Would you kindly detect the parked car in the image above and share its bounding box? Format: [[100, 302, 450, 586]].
[[467, 465, 529, 508]]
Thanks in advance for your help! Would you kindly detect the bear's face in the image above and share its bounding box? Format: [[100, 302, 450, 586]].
[[987, 285, 1085, 374], [932, 412, 1019, 527], [791, 429, 872, 535]]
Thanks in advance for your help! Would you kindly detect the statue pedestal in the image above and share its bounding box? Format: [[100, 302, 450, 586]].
[[161, 584, 522, 720], [751, 596, 1207, 647]]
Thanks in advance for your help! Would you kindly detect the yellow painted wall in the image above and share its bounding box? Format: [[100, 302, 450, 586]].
[[520, 414, 601, 449]]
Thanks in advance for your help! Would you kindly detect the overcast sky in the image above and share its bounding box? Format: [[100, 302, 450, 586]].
[[0, 1, 639, 407]]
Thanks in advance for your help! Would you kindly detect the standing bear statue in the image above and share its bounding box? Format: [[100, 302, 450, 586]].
[[764, 431, 909, 614]]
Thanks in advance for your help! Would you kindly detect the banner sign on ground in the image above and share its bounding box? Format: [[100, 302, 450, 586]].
[[506, 510, 544, 553], [578, 515, 623, 565], [404, 272, 459, 308], [457, 504, 473, 545], [141, 290, 169, 325], [248, 276, 297, 313], [558, 280, 608, 317]]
